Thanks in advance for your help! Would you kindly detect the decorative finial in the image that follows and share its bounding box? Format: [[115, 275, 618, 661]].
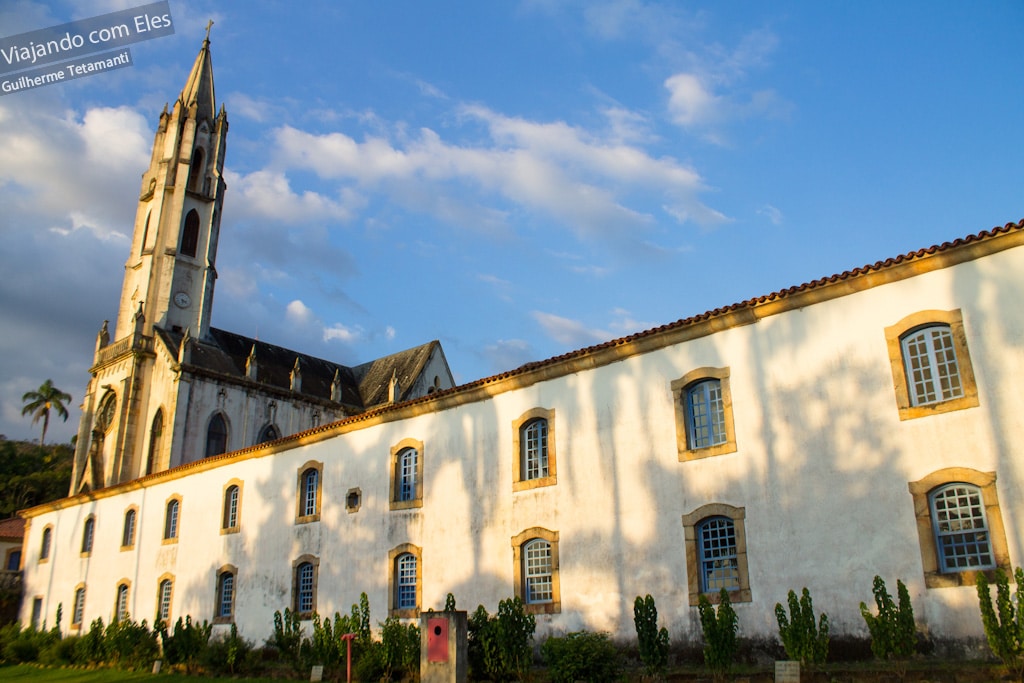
[[204, 19, 214, 42]]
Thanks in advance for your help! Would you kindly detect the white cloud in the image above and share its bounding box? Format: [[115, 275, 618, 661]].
[[285, 300, 315, 325], [665, 73, 719, 128], [226, 169, 362, 225], [758, 204, 784, 226], [532, 311, 610, 347], [324, 323, 364, 344]]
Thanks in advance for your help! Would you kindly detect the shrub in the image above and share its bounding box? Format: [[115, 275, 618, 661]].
[[775, 587, 829, 665], [159, 615, 212, 673], [445, 592, 457, 611], [633, 594, 669, 676], [698, 589, 738, 680], [105, 616, 159, 670], [468, 597, 536, 680], [39, 634, 82, 665], [1, 623, 58, 663], [77, 617, 106, 665], [976, 567, 1024, 680], [859, 576, 916, 661], [542, 630, 621, 683], [204, 623, 256, 676], [270, 607, 303, 669], [379, 616, 420, 681]]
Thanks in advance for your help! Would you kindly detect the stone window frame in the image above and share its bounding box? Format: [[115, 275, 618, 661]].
[[3, 547, 19, 572], [671, 367, 738, 462], [345, 487, 362, 513], [389, 438, 424, 511], [121, 505, 138, 550], [511, 527, 561, 615], [156, 573, 174, 624], [908, 467, 1010, 588], [71, 583, 87, 630], [682, 503, 751, 606], [885, 309, 979, 421], [80, 515, 96, 557], [388, 543, 422, 618], [213, 564, 238, 624], [39, 525, 52, 563], [163, 495, 182, 544], [221, 479, 244, 534], [292, 555, 320, 619], [295, 461, 323, 524], [512, 408, 557, 491]]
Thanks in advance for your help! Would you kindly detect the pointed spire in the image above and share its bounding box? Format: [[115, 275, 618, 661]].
[[388, 369, 400, 404], [95, 320, 110, 352], [290, 357, 302, 392], [178, 327, 192, 364], [331, 369, 343, 402], [179, 28, 216, 123], [245, 344, 258, 380]]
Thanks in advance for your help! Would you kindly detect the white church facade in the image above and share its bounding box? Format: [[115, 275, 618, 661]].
[[18, 38, 1024, 647]]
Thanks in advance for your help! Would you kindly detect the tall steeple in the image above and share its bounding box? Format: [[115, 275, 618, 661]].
[[180, 22, 216, 124], [113, 29, 228, 342], [71, 31, 229, 492]]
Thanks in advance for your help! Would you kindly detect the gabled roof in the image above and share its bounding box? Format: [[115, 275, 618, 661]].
[[153, 326, 441, 411], [0, 517, 25, 542]]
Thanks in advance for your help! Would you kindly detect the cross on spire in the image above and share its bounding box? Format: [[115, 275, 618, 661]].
[[204, 19, 214, 41]]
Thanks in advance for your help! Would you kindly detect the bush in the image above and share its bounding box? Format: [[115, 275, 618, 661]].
[[775, 587, 829, 665], [204, 623, 257, 676], [77, 617, 106, 665], [633, 594, 669, 676], [977, 567, 1024, 680], [105, 616, 159, 670], [859, 576, 916, 661], [379, 616, 420, 681], [270, 608, 303, 670], [0, 623, 58, 663], [159, 615, 212, 673], [468, 597, 536, 681], [39, 634, 82, 665], [698, 589, 738, 680], [542, 631, 621, 683]]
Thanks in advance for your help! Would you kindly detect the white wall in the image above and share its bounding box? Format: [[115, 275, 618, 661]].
[[21, 236, 1024, 646]]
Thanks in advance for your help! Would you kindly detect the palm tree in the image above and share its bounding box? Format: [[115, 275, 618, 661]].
[[21, 379, 73, 446]]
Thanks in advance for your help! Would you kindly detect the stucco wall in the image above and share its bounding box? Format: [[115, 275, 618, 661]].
[[20, 237, 1024, 645]]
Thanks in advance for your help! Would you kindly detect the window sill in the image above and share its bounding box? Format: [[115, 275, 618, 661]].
[[678, 441, 738, 462], [897, 394, 979, 421], [513, 476, 557, 492], [688, 588, 751, 607], [389, 499, 423, 511]]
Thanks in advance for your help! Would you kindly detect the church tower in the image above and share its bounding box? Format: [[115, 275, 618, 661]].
[[70, 32, 228, 492], [117, 27, 228, 341]]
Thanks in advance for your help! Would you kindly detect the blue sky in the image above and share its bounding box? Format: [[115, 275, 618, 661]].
[[0, 0, 1021, 444]]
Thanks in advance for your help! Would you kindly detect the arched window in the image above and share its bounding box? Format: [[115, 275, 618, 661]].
[[696, 516, 740, 593], [205, 413, 227, 458], [397, 448, 418, 502], [72, 585, 86, 627], [139, 210, 151, 255], [523, 539, 553, 605], [188, 147, 205, 192], [929, 483, 994, 572], [686, 380, 727, 449], [258, 423, 280, 444], [157, 578, 173, 623], [520, 418, 549, 480], [301, 469, 319, 518], [115, 582, 129, 621], [223, 484, 240, 531], [146, 409, 164, 475], [180, 209, 200, 257], [122, 508, 136, 548], [216, 569, 236, 620], [901, 325, 964, 406], [395, 553, 418, 611], [81, 516, 95, 555], [39, 526, 52, 561], [164, 498, 180, 540], [294, 560, 317, 616]]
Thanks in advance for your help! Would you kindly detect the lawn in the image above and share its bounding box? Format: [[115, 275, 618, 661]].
[[0, 664, 281, 682]]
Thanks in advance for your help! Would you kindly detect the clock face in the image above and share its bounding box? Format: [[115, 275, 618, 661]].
[[174, 291, 191, 308]]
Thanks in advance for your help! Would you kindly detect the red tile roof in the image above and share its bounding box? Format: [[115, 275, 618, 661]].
[[0, 517, 25, 541]]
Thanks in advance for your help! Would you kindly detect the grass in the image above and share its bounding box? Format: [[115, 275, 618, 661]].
[[0, 663, 284, 682]]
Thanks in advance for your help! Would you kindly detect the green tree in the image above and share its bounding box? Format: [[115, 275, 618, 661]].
[[21, 380, 72, 446]]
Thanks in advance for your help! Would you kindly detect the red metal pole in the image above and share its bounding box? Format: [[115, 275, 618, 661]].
[[341, 633, 356, 683]]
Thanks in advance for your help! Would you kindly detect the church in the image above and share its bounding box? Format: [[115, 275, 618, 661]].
[[18, 37, 1024, 649]]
